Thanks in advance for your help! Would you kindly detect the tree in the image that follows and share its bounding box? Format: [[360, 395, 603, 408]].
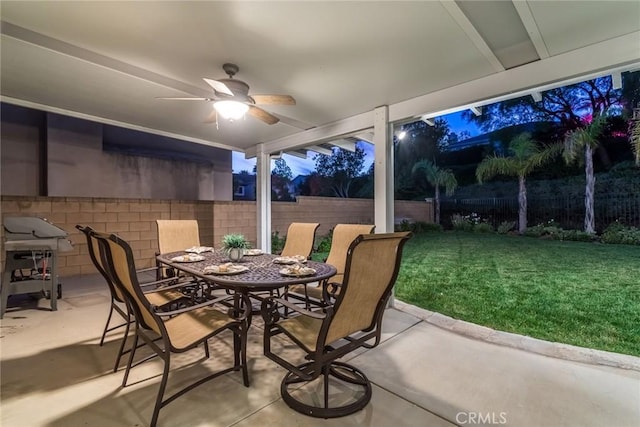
[[394, 119, 450, 199], [463, 76, 631, 168], [476, 133, 563, 234], [272, 158, 294, 201], [313, 146, 366, 197], [412, 160, 457, 224], [563, 115, 606, 234]]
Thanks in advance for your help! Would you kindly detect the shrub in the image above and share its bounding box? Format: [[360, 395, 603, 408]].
[[315, 228, 333, 253], [396, 221, 443, 233], [497, 221, 516, 234], [601, 222, 640, 245], [451, 213, 476, 231], [560, 229, 595, 242], [416, 222, 444, 233], [271, 230, 286, 254], [473, 222, 493, 233], [396, 219, 414, 232]]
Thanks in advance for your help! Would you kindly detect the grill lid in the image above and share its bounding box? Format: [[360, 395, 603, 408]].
[[3, 217, 73, 251], [4, 217, 69, 240]]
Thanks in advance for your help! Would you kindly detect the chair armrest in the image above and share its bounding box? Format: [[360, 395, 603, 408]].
[[319, 280, 342, 302], [153, 293, 247, 318], [262, 297, 327, 321]]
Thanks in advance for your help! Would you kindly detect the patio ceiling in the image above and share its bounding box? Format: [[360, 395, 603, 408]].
[[1, 1, 639, 157]]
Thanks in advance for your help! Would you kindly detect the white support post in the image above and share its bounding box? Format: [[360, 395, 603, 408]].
[[373, 105, 395, 307], [373, 105, 394, 233], [255, 144, 272, 253]]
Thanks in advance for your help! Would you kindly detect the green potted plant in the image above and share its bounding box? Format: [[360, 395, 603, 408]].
[[221, 233, 250, 261]]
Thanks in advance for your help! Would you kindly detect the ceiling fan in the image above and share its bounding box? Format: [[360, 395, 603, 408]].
[[159, 63, 295, 125]]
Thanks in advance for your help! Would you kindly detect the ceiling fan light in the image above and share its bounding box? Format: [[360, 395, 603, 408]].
[[214, 100, 249, 121]]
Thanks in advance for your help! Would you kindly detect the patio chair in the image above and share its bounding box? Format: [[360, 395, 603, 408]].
[[261, 231, 412, 418], [155, 219, 218, 300], [287, 224, 375, 307], [93, 230, 250, 427], [155, 219, 202, 280], [280, 222, 320, 258], [76, 225, 190, 372]]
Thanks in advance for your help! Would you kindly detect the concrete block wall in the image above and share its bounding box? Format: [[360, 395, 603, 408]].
[[0, 196, 215, 276], [212, 201, 257, 249], [272, 196, 374, 237], [1, 195, 433, 277]]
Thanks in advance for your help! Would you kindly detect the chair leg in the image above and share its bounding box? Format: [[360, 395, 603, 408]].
[[203, 339, 210, 359], [150, 353, 171, 427], [280, 361, 372, 418], [122, 330, 139, 387], [113, 312, 133, 372], [240, 323, 249, 387], [100, 299, 116, 346], [151, 354, 171, 427]]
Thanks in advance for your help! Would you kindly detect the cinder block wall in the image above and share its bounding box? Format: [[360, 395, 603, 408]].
[[0, 197, 215, 276], [1, 195, 433, 277], [272, 197, 374, 237]]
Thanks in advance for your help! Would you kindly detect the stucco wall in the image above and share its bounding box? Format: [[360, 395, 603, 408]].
[[1, 195, 433, 277], [0, 106, 233, 201], [1, 117, 41, 196]]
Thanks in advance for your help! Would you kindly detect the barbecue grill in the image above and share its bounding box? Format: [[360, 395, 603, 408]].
[[2, 217, 73, 318]]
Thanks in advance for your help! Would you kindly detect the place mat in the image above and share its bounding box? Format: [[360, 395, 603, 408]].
[[170, 254, 205, 263], [273, 255, 307, 264], [203, 264, 248, 275], [280, 266, 316, 277], [185, 246, 214, 254]]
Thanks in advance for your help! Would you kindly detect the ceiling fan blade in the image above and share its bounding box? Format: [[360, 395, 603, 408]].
[[157, 97, 210, 101], [251, 94, 296, 105], [204, 110, 217, 124], [248, 105, 279, 125], [203, 78, 234, 96]]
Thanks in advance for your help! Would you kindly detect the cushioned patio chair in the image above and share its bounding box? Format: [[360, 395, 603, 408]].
[[287, 223, 375, 307], [76, 225, 189, 372], [261, 231, 411, 418], [280, 222, 320, 258], [93, 231, 250, 427]]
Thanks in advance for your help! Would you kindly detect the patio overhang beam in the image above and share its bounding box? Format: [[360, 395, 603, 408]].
[[306, 145, 333, 156], [391, 31, 640, 124]]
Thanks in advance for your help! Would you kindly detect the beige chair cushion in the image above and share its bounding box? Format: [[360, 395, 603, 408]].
[[280, 222, 319, 258], [156, 220, 201, 253], [289, 224, 374, 299]]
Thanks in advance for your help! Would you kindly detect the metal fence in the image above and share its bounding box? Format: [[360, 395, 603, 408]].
[[440, 195, 640, 232]]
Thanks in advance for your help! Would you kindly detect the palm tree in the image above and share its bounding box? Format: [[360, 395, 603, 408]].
[[412, 160, 457, 224], [476, 133, 563, 234], [563, 115, 606, 234]]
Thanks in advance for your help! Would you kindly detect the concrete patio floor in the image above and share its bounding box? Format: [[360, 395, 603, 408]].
[[1, 274, 638, 427]]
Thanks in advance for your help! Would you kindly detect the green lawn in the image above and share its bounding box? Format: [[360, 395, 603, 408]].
[[393, 232, 640, 356]]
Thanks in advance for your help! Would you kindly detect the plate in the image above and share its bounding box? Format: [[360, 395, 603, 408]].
[[244, 249, 263, 256], [273, 255, 307, 264], [280, 266, 316, 277], [170, 254, 205, 263], [185, 246, 214, 254], [203, 264, 249, 275]]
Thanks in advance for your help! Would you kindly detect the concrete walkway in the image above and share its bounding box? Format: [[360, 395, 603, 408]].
[[1, 274, 638, 426]]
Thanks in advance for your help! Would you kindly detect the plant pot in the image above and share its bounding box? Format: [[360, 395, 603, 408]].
[[227, 248, 244, 262]]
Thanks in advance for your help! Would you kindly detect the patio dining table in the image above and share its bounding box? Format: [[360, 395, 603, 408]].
[[156, 249, 336, 294]]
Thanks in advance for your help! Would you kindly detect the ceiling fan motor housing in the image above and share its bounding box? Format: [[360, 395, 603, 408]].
[[219, 79, 251, 101]]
